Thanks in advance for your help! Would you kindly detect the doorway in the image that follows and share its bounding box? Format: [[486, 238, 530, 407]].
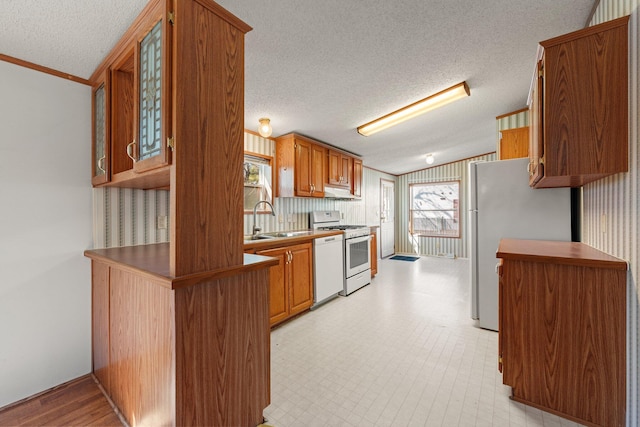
[[380, 179, 395, 258]]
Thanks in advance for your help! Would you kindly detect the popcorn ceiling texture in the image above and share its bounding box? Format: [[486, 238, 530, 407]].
[[1, 0, 594, 175]]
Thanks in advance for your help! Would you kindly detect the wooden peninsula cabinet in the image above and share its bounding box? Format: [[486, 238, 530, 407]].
[[497, 239, 627, 426], [87, 246, 277, 427], [85, 0, 279, 426], [528, 16, 629, 188]]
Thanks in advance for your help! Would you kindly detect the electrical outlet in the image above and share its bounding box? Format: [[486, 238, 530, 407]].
[[287, 214, 294, 223], [157, 215, 168, 229], [278, 214, 284, 224]]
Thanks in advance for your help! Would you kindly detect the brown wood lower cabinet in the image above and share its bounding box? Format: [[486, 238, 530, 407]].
[[370, 228, 378, 277], [87, 245, 276, 427], [497, 239, 627, 427], [257, 242, 313, 327]]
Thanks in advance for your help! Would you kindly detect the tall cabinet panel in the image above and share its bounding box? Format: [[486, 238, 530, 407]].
[[87, 0, 265, 425]]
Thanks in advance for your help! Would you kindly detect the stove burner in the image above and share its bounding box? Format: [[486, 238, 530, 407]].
[[319, 225, 368, 231]]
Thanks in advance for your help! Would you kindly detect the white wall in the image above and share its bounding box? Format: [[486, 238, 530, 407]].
[[0, 61, 92, 407]]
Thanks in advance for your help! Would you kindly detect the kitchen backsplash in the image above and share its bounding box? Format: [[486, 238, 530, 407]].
[[92, 186, 169, 249]]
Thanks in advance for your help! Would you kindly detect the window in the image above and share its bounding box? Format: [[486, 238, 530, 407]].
[[243, 153, 274, 212], [410, 181, 460, 238]]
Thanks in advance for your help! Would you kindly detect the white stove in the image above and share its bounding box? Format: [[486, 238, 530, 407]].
[[315, 224, 371, 239], [311, 211, 372, 295]]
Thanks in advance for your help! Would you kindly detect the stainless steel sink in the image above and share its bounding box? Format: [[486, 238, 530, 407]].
[[244, 234, 275, 241], [264, 230, 314, 238], [244, 230, 314, 241]]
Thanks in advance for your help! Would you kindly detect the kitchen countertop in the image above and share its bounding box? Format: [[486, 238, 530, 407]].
[[243, 229, 343, 251], [84, 242, 279, 289], [496, 238, 628, 270]]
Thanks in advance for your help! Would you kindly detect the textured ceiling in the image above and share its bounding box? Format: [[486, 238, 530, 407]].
[[1, 0, 595, 175]]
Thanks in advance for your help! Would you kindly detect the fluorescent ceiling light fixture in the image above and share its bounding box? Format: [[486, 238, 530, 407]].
[[357, 81, 470, 137]]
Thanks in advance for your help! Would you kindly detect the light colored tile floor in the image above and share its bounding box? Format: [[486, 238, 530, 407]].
[[264, 255, 584, 427]]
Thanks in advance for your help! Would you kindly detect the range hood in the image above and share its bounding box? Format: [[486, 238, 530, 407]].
[[323, 186, 357, 200]]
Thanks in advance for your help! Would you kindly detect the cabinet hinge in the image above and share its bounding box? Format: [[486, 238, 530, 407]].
[[167, 136, 175, 151], [168, 11, 175, 25], [539, 155, 545, 165]]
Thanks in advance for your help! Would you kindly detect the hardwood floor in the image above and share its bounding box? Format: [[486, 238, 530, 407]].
[[0, 375, 123, 426]]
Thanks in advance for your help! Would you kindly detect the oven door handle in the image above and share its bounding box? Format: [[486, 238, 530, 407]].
[[348, 235, 372, 244]]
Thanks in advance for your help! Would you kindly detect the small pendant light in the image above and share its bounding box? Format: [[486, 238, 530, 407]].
[[258, 118, 272, 138]]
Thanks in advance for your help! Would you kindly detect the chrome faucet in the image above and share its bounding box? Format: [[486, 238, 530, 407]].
[[253, 200, 276, 236]]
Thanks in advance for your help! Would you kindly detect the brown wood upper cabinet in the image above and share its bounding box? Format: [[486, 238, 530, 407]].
[[528, 16, 629, 188], [276, 133, 326, 197], [276, 132, 364, 198], [328, 149, 352, 188], [91, 0, 173, 189], [352, 158, 363, 197], [498, 127, 529, 160]]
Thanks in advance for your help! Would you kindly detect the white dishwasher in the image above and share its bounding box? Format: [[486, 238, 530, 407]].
[[312, 234, 344, 309]]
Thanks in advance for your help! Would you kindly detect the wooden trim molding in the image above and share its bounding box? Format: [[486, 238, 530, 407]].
[[495, 107, 528, 120], [244, 128, 277, 140], [0, 53, 91, 85]]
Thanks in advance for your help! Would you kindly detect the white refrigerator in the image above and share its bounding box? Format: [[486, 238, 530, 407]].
[[468, 158, 572, 331]]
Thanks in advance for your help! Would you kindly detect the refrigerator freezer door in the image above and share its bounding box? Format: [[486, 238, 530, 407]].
[[474, 158, 571, 331]]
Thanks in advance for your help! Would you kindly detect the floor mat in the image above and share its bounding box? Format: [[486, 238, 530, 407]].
[[389, 255, 419, 261]]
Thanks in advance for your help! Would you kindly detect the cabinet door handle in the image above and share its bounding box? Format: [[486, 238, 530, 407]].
[[126, 140, 137, 162], [97, 156, 106, 173]]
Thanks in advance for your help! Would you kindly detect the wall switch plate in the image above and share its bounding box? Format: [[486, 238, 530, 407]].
[[287, 214, 294, 223], [157, 215, 168, 229], [278, 214, 284, 224], [601, 213, 607, 232]]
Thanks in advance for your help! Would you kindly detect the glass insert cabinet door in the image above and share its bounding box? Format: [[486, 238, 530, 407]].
[[131, 16, 171, 172], [139, 21, 162, 161], [92, 80, 109, 185]]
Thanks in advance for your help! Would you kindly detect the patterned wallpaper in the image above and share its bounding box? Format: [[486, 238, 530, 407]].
[[395, 153, 496, 258], [92, 131, 395, 249], [92, 186, 169, 249], [584, 2, 639, 425]]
